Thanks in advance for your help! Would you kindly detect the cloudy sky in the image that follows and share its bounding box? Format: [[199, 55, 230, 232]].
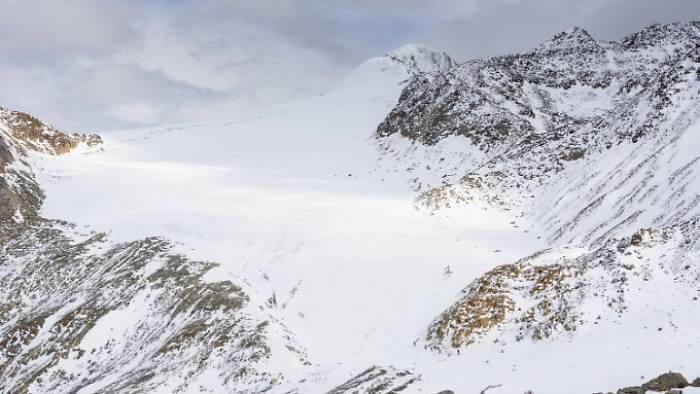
[[1, 0, 699, 132]]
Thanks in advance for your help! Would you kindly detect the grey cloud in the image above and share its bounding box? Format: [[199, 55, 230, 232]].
[[420, 0, 700, 59], [0, 1, 137, 62]]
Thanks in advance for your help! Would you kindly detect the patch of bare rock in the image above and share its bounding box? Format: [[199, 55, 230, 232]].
[[597, 371, 700, 394]]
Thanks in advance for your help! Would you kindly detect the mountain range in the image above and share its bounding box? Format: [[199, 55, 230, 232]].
[[1, 22, 700, 394]]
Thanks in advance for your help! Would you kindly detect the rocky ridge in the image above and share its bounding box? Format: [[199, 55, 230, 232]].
[[0, 112, 309, 393], [375, 23, 700, 353], [377, 22, 700, 242], [325, 366, 419, 394]]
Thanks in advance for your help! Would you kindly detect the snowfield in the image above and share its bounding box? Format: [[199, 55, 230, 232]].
[[31, 50, 549, 393]]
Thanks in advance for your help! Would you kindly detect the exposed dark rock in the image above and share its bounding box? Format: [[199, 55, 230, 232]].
[[641, 372, 688, 391], [326, 366, 419, 394], [559, 147, 586, 161], [601, 372, 698, 394], [616, 387, 644, 394]]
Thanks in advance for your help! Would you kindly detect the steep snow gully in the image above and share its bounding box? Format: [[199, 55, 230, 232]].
[[2, 22, 700, 394]]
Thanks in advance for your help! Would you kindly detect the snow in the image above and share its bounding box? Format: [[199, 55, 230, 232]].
[[28, 42, 700, 394], [385, 44, 454, 73], [335, 43, 452, 92], [523, 81, 620, 120], [539, 27, 599, 51], [30, 49, 539, 392]]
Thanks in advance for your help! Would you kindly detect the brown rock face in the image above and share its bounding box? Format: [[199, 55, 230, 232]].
[[0, 107, 101, 156], [427, 258, 593, 349], [0, 106, 102, 227]]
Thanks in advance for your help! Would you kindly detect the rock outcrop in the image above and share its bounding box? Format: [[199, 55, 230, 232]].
[[427, 220, 700, 349], [598, 371, 696, 394], [325, 366, 419, 394]]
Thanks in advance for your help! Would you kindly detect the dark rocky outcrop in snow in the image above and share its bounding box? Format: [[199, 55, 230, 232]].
[[325, 366, 419, 394], [427, 220, 700, 349], [641, 371, 689, 391], [596, 371, 696, 394]]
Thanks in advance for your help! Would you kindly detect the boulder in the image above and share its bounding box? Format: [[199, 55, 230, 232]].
[[617, 387, 644, 394], [642, 372, 688, 391]]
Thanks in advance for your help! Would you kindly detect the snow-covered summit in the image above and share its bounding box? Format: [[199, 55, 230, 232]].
[[384, 43, 455, 74], [336, 44, 454, 91], [539, 26, 600, 51], [620, 21, 700, 49]]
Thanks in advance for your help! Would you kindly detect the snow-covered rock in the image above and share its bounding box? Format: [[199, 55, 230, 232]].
[[538, 26, 600, 51], [336, 43, 453, 91], [385, 44, 455, 75], [376, 21, 700, 363]]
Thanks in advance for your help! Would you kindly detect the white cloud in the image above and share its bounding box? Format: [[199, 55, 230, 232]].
[[107, 102, 162, 125]]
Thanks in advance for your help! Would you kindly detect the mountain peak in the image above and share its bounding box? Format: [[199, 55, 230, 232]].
[[385, 44, 454, 74], [336, 44, 454, 91], [620, 21, 700, 49], [540, 26, 598, 51]]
